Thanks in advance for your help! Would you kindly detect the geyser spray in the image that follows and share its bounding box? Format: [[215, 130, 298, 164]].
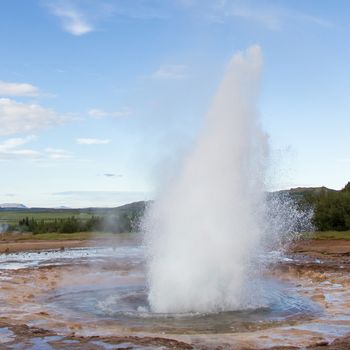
[[144, 46, 269, 313]]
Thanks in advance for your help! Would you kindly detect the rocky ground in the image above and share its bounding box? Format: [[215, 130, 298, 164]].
[[0, 238, 349, 349]]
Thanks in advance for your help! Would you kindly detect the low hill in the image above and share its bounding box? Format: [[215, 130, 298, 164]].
[[0, 203, 27, 209], [275, 186, 336, 200], [0, 183, 349, 233], [0, 201, 151, 234]]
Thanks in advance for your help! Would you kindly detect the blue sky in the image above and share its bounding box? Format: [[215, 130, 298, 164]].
[[1, 0, 350, 207]]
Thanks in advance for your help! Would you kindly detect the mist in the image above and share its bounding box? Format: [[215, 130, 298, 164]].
[[143, 46, 271, 313]]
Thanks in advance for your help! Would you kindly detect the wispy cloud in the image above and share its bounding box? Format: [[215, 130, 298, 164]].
[[0, 135, 36, 150], [0, 137, 74, 161], [46, 0, 170, 36], [229, 5, 281, 30], [152, 64, 189, 80], [45, 0, 332, 35], [0, 81, 40, 97], [0, 98, 68, 136], [88, 107, 132, 118], [0, 136, 40, 160], [45, 147, 73, 159], [176, 0, 333, 30], [289, 12, 333, 28], [112, 3, 168, 20], [46, 1, 93, 36], [76, 138, 111, 145]]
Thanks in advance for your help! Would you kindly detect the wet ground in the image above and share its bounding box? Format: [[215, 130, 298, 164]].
[[0, 235, 349, 349]]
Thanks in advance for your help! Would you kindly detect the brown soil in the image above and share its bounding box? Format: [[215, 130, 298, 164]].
[[2, 237, 349, 255], [0, 239, 93, 253], [291, 239, 350, 256], [0, 238, 349, 349]]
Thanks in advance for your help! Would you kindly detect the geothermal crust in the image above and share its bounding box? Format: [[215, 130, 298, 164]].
[[0, 237, 349, 349]]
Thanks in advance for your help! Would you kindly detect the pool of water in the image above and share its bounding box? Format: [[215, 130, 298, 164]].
[[0, 246, 143, 270], [44, 276, 320, 334], [0, 240, 321, 335], [25, 242, 320, 333]]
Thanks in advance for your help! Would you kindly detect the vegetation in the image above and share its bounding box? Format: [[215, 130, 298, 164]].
[[0, 209, 92, 227], [300, 182, 350, 231], [1, 182, 350, 236], [16, 216, 101, 234], [16, 232, 94, 241], [303, 230, 350, 240], [275, 182, 350, 232], [0, 201, 148, 234]]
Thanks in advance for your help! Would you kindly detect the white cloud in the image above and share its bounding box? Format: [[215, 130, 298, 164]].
[[0, 98, 67, 136], [229, 6, 281, 30], [152, 64, 188, 80], [45, 0, 332, 35], [0, 136, 41, 160], [0, 81, 39, 97], [88, 109, 108, 118], [88, 107, 132, 118], [47, 2, 93, 36], [45, 148, 73, 159], [289, 12, 333, 28], [0, 135, 36, 150], [0, 137, 74, 161], [76, 138, 111, 145], [175, 0, 332, 30]]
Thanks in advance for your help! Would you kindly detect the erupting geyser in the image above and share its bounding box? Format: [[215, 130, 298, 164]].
[[144, 45, 269, 313]]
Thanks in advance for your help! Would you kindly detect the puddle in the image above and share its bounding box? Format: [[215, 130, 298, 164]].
[[0, 327, 14, 343]]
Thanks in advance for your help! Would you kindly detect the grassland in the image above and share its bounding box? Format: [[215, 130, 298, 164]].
[[0, 202, 147, 227], [25, 230, 350, 241], [12, 232, 94, 241], [0, 209, 94, 226], [303, 230, 350, 240], [1, 208, 350, 241], [0, 231, 125, 241]]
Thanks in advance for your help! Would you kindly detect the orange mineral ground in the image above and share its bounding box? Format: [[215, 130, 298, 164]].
[[0, 235, 349, 350]]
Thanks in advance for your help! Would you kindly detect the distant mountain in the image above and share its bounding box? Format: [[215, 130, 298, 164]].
[[0, 203, 27, 209], [84, 200, 150, 216], [0, 188, 337, 212]]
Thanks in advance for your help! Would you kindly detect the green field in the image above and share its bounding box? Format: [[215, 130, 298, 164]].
[[0, 209, 94, 226], [0, 231, 93, 241], [0, 202, 147, 228], [0, 231, 137, 242], [0, 203, 147, 235], [303, 230, 350, 240], [1, 207, 350, 241], [2, 229, 348, 242]]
